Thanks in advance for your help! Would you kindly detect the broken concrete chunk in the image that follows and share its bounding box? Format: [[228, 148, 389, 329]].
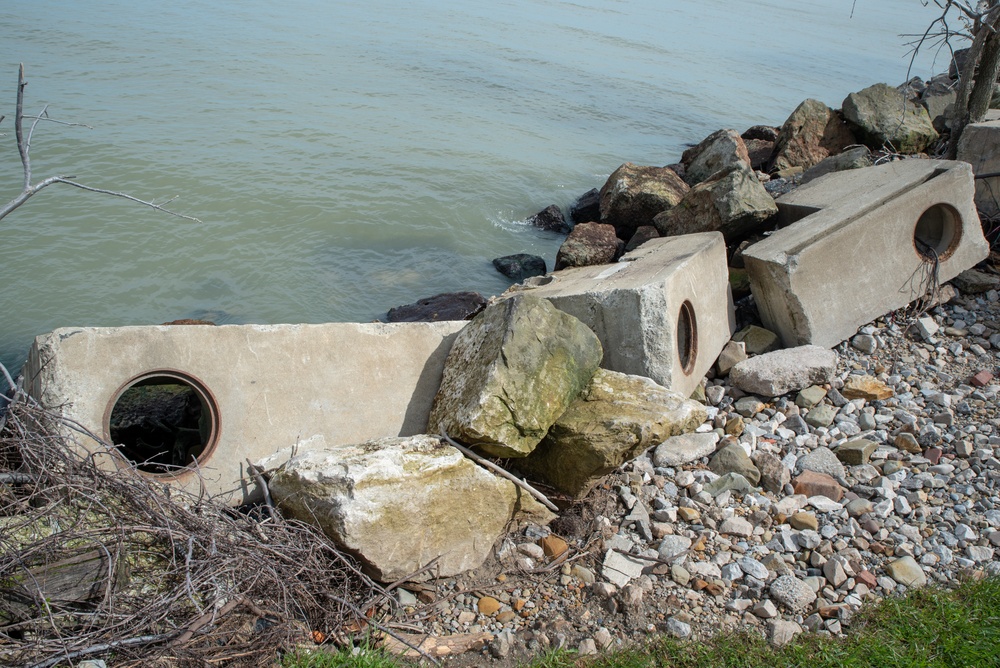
[[512, 233, 735, 398], [653, 432, 720, 468], [836, 439, 877, 465], [744, 160, 987, 348], [268, 435, 539, 581], [520, 369, 706, 497], [715, 340, 747, 376], [428, 295, 603, 458], [957, 113, 1000, 219], [729, 345, 837, 397]]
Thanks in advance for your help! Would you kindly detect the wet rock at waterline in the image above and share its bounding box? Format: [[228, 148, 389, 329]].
[[526, 204, 571, 233], [492, 254, 547, 282], [427, 294, 603, 458], [386, 291, 488, 322], [570, 188, 601, 226], [554, 222, 623, 270], [267, 435, 553, 581], [519, 369, 707, 497]]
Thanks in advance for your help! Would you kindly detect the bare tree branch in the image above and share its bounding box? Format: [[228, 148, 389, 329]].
[[1, 63, 200, 223]]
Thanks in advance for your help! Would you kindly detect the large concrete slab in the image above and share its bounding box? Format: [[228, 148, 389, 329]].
[[957, 109, 1000, 219], [23, 321, 465, 503], [512, 232, 735, 398], [744, 159, 988, 348]]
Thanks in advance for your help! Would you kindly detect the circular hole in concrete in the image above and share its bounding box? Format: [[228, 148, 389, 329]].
[[106, 371, 219, 476], [677, 300, 698, 376], [914, 203, 962, 262]]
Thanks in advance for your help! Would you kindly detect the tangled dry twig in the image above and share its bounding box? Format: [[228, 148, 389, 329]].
[[0, 385, 391, 667]]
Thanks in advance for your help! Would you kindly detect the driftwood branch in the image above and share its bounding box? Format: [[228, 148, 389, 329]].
[[439, 433, 559, 513], [246, 458, 281, 522], [0, 63, 201, 222]]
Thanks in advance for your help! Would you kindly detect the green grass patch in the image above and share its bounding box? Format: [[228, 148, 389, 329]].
[[283, 578, 1000, 668]]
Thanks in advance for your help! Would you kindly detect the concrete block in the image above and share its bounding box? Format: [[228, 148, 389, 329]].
[[24, 321, 465, 503], [744, 159, 988, 348], [513, 232, 735, 398], [957, 109, 1000, 219]]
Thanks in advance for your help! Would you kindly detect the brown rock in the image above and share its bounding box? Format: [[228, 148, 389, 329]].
[[677, 507, 701, 522], [554, 222, 622, 270], [681, 129, 752, 185], [477, 596, 502, 615], [924, 447, 943, 465], [789, 512, 819, 531], [540, 535, 569, 559], [792, 470, 844, 502], [598, 163, 689, 241], [972, 370, 995, 387], [841, 375, 894, 401], [771, 99, 856, 172]]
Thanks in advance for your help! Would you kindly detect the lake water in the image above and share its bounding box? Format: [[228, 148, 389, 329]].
[[0, 0, 947, 373]]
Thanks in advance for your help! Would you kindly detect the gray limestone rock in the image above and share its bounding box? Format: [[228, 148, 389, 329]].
[[769, 574, 817, 612], [842, 83, 939, 153], [753, 451, 791, 494], [652, 432, 719, 468], [796, 446, 846, 481], [729, 346, 838, 397], [709, 443, 761, 486], [681, 128, 752, 185], [269, 435, 547, 581]]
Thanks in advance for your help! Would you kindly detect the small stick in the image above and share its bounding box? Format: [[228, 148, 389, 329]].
[[246, 458, 280, 522], [439, 433, 559, 513], [612, 546, 693, 567]]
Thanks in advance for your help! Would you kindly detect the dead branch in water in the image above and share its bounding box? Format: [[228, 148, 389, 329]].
[[0, 63, 200, 222]]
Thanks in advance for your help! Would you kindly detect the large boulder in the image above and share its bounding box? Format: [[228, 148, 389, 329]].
[[519, 369, 706, 497], [651, 165, 777, 242], [267, 435, 552, 581], [493, 254, 547, 282], [570, 188, 601, 226], [387, 292, 487, 322], [598, 163, 689, 241], [842, 83, 939, 153], [771, 99, 856, 172], [428, 294, 603, 458], [681, 129, 752, 185], [554, 222, 622, 270], [729, 345, 837, 397]]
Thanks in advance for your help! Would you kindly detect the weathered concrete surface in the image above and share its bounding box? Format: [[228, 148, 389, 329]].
[[268, 435, 549, 581], [957, 109, 1000, 219], [24, 321, 465, 502], [513, 232, 735, 398], [743, 160, 988, 348]]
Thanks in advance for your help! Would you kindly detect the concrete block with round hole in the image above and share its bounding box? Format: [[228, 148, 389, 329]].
[[511, 232, 735, 398], [743, 159, 988, 348], [22, 321, 465, 503]]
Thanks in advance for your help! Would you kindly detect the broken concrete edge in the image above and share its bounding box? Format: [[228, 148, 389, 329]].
[[511, 232, 736, 399]]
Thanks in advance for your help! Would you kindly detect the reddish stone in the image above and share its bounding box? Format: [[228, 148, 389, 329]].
[[924, 447, 943, 465], [857, 570, 878, 587], [972, 370, 995, 387], [792, 470, 844, 502]]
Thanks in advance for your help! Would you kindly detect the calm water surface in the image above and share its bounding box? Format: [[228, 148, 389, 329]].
[[1, 0, 945, 372]]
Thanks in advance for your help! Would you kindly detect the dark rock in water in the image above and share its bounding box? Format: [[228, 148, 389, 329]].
[[555, 222, 622, 270], [742, 125, 779, 142], [570, 188, 600, 226], [387, 292, 487, 322], [493, 254, 547, 281], [623, 225, 659, 253], [526, 205, 570, 233]]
